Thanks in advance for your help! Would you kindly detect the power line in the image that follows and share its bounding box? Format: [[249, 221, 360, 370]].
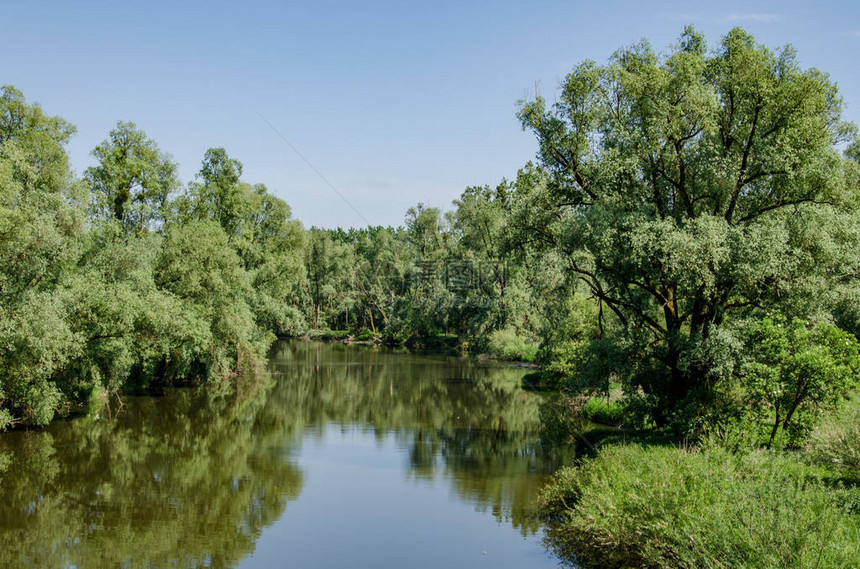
[[254, 109, 370, 226]]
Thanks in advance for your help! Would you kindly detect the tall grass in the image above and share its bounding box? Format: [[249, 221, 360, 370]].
[[581, 397, 625, 427], [541, 444, 860, 569], [806, 396, 860, 481], [486, 327, 539, 362]]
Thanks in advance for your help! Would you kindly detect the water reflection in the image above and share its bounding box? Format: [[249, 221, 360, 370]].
[[0, 379, 303, 568], [0, 341, 566, 568], [267, 341, 568, 537]]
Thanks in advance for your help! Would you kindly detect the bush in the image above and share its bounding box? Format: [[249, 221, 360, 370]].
[[486, 327, 539, 362], [351, 327, 377, 342], [743, 316, 860, 448], [581, 397, 625, 427], [806, 396, 860, 480], [536, 295, 601, 387], [541, 444, 860, 569]]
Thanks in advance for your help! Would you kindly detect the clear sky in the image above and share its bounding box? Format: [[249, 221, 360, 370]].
[[2, 0, 858, 228]]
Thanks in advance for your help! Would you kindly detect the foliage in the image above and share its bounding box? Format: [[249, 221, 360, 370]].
[[305, 228, 354, 329], [743, 316, 860, 447], [541, 444, 860, 569], [155, 220, 268, 379], [486, 326, 539, 362], [581, 397, 625, 427], [0, 89, 308, 427], [806, 395, 860, 479], [85, 121, 178, 233], [517, 27, 859, 427], [0, 86, 84, 427], [537, 294, 602, 388]]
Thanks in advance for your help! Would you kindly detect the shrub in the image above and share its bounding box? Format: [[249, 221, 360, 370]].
[[352, 327, 376, 342], [486, 327, 539, 362], [541, 444, 860, 569], [743, 316, 860, 448], [806, 396, 860, 480], [581, 397, 625, 427]]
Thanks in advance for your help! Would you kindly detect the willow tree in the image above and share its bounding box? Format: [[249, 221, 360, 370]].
[[85, 121, 178, 233], [517, 27, 859, 426], [0, 86, 83, 428]]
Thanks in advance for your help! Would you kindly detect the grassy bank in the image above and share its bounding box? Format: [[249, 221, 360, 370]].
[[541, 443, 860, 569]]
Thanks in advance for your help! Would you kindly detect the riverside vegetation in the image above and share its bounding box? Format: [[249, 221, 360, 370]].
[[2, 26, 860, 567]]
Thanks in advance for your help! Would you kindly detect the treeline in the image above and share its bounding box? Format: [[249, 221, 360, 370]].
[[0, 85, 567, 430], [304, 176, 572, 354], [0, 88, 309, 429], [4, 24, 860, 453]]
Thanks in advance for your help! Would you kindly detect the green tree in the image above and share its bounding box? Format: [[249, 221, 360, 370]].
[[0, 87, 83, 428], [337, 226, 411, 334], [178, 148, 248, 239], [154, 220, 266, 380], [517, 27, 858, 426], [305, 229, 354, 329], [451, 184, 514, 336], [404, 203, 448, 258], [240, 184, 308, 336], [85, 121, 178, 233], [744, 316, 860, 447], [0, 85, 76, 191]]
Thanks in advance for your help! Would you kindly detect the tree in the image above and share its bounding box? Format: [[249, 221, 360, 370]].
[[155, 220, 266, 380], [338, 226, 411, 334], [517, 27, 858, 426], [0, 85, 76, 193], [0, 87, 83, 428], [744, 316, 860, 447], [241, 184, 308, 336], [179, 148, 248, 239], [304, 229, 354, 329], [85, 121, 178, 233], [404, 203, 447, 258]]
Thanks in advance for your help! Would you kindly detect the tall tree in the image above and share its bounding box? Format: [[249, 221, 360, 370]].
[[180, 148, 248, 239], [305, 229, 354, 329], [85, 121, 178, 233], [0, 87, 83, 427], [517, 27, 859, 425]]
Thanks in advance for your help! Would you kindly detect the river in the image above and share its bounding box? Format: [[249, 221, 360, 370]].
[[0, 340, 568, 568]]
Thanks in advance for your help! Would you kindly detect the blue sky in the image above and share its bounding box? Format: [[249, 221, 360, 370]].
[[2, 0, 858, 228]]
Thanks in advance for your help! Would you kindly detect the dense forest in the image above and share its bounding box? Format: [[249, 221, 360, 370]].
[[0, 87, 574, 431], [3, 26, 860, 566]]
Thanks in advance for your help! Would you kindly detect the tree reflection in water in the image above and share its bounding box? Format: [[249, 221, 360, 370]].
[[0, 376, 304, 568], [0, 341, 570, 567], [269, 341, 572, 536]]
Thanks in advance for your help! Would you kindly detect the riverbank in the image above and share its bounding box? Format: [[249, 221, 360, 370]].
[[539, 395, 860, 568], [294, 329, 542, 366], [541, 443, 860, 568]]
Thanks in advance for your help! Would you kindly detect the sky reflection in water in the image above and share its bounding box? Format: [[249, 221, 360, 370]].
[[0, 341, 567, 568]]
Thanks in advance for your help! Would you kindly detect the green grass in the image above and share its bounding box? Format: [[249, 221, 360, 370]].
[[541, 444, 860, 569], [581, 397, 625, 427], [486, 327, 540, 362], [806, 395, 860, 482]]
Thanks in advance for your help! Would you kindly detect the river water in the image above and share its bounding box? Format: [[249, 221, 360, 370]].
[[0, 341, 567, 568]]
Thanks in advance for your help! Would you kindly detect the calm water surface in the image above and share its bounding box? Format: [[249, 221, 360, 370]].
[[0, 341, 568, 568]]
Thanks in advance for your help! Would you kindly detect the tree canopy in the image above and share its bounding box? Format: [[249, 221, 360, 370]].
[[516, 26, 860, 427], [1, 27, 859, 446]]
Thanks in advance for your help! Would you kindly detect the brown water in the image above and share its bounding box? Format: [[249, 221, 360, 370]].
[[0, 340, 567, 568]]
